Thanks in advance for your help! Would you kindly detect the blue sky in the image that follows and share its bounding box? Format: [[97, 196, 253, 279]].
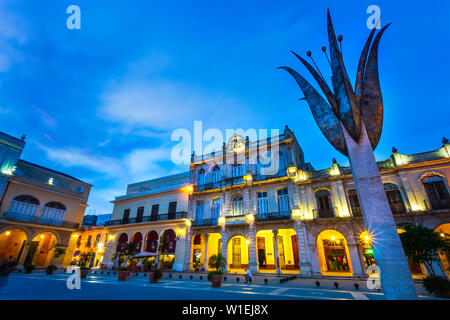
[[0, 0, 449, 215]]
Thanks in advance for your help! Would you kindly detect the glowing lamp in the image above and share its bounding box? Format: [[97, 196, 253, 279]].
[[185, 219, 192, 227], [440, 233, 445, 238], [331, 236, 336, 241], [108, 235, 115, 241], [48, 177, 54, 185], [292, 209, 302, 219], [184, 185, 194, 193], [246, 213, 255, 223], [244, 174, 252, 183], [218, 216, 226, 226], [40, 235, 45, 239], [5, 231, 10, 236]]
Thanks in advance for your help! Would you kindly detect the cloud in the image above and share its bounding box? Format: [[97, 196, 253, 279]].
[[98, 78, 252, 133], [31, 105, 58, 128]]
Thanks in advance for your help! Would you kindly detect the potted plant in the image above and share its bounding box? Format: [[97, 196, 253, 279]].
[[24, 264, 35, 274], [149, 269, 163, 283], [423, 275, 450, 298], [207, 254, 226, 288], [46, 265, 57, 275], [79, 252, 92, 278], [118, 266, 129, 281]]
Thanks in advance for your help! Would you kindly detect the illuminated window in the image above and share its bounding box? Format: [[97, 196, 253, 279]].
[[232, 196, 244, 216]]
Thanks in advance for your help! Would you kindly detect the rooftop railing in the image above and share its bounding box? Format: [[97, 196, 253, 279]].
[[105, 211, 187, 226]]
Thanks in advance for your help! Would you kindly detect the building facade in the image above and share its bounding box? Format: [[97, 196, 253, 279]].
[[102, 172, 191, 271], [185, 127, 450, 278], [0, 131, 92, 268]]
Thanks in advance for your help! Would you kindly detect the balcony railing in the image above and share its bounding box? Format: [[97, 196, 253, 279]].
[[256, 211, 291, 222], [192, 218, 219, 227], [105, 211, 188, 226], [312, 207, 337, 219], [225, 214, 247, 223], [3, 211, 80, 229], [428, 198, 450, 211], [350, 207, 362, 217], [389, 203, 407, 214]]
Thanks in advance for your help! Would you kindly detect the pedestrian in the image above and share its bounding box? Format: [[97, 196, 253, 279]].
[[244, 268, 252, 283]]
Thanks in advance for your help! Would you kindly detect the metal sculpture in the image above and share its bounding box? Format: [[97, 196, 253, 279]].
[[280, 10, 417, 299]]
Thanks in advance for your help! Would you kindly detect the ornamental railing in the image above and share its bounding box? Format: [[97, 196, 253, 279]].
[[256, 211, 291, 222], [104, 211, 188, 226]]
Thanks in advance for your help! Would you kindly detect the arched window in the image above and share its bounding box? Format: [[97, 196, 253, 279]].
[[212, 166, 221, 183], [145, 231, 158, 253], [232, 195, 244, 216], [117, 233, 128, 253], [315, 190, 334, 218], [45, 202, 66, 211], [131, 232, 143, 252], [422, 176, 450, 210], [383, 183, 406, 214], [13, 195, 39, 205], [161, 229, 177, 254]]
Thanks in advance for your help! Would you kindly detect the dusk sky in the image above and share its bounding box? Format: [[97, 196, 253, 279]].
[[0, 0, 449, 215]]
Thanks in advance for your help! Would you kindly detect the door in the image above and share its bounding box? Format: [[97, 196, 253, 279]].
[[136, 207, 144, 223], [257, 237, 266, 268], [122, 209, 130, 224], [232, 238, 241, 268], [291, 235, 299, 268], [23, 241, 39, 266], [168, 201, 177, 219]]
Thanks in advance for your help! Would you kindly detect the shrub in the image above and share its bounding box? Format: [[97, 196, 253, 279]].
[[151, 269, 163, 280], [422, 275, 450, 294], [207, 270, 223, 282]]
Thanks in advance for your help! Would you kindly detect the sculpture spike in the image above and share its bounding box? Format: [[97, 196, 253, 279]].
[[322, 46, 331, 67], [290, 50, 338, 115], [360, 23, 392, 150], [355, 27, 377, 107], [327, 10, 362, 142], [278, 66, 347, 155]]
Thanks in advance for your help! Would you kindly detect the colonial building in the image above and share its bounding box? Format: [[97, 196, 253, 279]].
[[0, 131, 92, 268], [185, 127, 450, 278], [102, 172, 191, 271]]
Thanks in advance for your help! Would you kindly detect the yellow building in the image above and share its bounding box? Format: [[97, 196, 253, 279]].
[[0, 131, 92, 268]]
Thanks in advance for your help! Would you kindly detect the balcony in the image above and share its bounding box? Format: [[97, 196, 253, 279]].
[[225, 214, 247, 224], [256, 211, 291, 222], [104, 211, 188, 226], [313, 207, 337, 219], [2, 211, 80, 229], [192, 218, 219, 227]]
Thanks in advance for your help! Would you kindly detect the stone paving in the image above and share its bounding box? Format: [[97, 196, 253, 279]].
[[0, 270, 443, 300]]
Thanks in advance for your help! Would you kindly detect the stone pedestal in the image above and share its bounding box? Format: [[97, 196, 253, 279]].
[[344, 123, 417, 299]]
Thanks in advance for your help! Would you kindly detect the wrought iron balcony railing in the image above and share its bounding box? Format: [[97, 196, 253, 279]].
[[389, 203, 407, 215], [350, 207, 363, 217], [105, 211, 187, 226], [2, 211, 80, 229], [256, 211, 291, 222], [192, 218, 219, 227], [312, 207, 338, 219], [428, 198, 450, 211], [225, 214, 247, 223]]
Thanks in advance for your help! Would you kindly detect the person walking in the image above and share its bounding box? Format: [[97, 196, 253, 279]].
[[244, 268, 252, 283]]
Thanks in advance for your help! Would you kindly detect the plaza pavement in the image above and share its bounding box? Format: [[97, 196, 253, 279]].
[[0, 270, 443, 300]]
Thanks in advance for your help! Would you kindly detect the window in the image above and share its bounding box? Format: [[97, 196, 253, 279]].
[[122, 209, 130, 224], [278, 152, 286, 173], [315, 190, 334, 218], [196, 200, 204, 220], [87, 235, 92, 247], [150, 204, 159, 221], [94, 234, 101, 246], [348, 189, 361, 216], [45, 202, 66, 210], [168, 201, 177, 219], [232, 164, 243, 178], [13, 195, 39, 205], [211, 198, 220, 218], [198, 169, 205, 185], [232, 196, 244, 216], [383, 183, 406, 214], [277, 188, 290, 213], [257, 192, 268, 215], [422, 176, 450, 210], [136, 207, 144, 222], [212, 166, 221, 183]]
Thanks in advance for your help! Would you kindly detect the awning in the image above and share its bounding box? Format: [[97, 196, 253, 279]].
[[131, 251, 157, 259]]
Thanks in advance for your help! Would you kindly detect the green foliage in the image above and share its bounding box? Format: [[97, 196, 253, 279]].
[[207, 270, 223, 281], [53, 247, 66, 258], [208, 254, 226, 271], [117, 266, 128, 271], [398, 223, 450, 276], [79, 251, 93, 268], [151, 269, 163, 279], [422, 275, 450, 293]]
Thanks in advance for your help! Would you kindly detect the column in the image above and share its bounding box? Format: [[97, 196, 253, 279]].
[[17, 242, 30, 266], [295, 221, 312, 276], [272, 230, 280, 275], [220, 232, 228, 272], [248, 228, 257, 273], [203, 234, 209, 271], [183, 228, 192, 271], [347, 242, 365, 277]]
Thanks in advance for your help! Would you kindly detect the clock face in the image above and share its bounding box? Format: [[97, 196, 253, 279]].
[[227, 134, 245, 153]]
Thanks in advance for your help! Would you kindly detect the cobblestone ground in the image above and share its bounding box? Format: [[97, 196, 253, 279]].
[[0, 270, 442, 300]]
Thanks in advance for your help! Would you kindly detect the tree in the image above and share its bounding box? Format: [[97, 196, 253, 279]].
[[398, 223, 450, 276], [156, 232, 170, 269], [208, 254, 226, 271]]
